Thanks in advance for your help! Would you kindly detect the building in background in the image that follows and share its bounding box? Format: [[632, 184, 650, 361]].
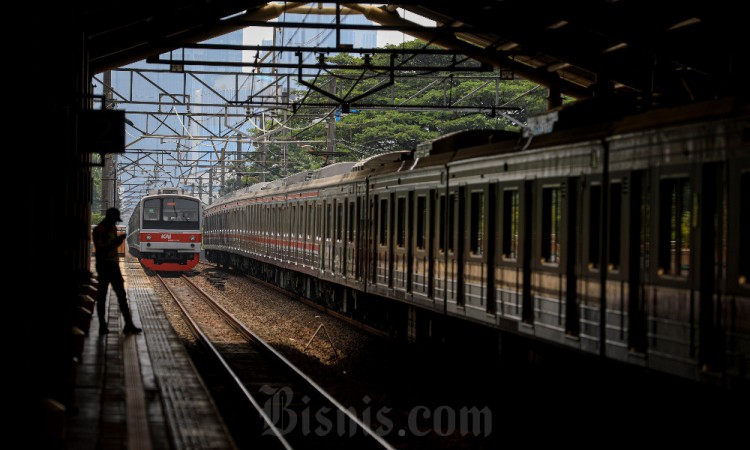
[[272, 11, 376, 79]]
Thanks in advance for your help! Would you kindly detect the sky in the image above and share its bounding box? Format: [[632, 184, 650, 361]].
[[242, 8, 435, 48]]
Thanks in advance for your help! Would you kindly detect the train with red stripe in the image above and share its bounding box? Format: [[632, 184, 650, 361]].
[[127, 188, 203, 272], [203, 97, 750, 385]]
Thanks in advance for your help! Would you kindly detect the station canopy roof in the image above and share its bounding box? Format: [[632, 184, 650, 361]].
[[83, 1, 747, 104]]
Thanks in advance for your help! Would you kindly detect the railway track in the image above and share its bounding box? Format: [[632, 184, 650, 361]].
[[199, 261, 391, 340], [155, 274, 394, 450]]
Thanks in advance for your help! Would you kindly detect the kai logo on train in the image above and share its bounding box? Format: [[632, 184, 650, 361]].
[[161, 233, 172, 240]]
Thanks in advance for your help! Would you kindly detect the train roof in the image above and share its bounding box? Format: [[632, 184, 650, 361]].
[[139, 189, 202, 203], [351, 151, 414, 172], [209, 96, 749, 209], [416, 129, 520, 156], [218, 161, 358, 201]]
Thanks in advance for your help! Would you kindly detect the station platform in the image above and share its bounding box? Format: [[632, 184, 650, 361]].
[[65, 259, 235, 450]]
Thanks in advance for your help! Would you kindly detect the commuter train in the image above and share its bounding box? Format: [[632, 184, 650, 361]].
[[203, 97, 749, 384], [127, 188, 203, 272]]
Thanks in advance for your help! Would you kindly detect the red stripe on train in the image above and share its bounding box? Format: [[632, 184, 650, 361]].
[[140, 232, 202, 243]]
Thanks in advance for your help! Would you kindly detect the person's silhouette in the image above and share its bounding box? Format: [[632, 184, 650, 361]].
[[92, 208, 142, 334]]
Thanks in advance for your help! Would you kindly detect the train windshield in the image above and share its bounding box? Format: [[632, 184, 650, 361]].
[[142, 197, 200, 230]]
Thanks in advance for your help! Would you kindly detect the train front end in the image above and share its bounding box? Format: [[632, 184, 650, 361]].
[[131, 190, 202, 272]]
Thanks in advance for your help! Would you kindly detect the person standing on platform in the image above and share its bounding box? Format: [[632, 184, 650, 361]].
[[92, 208, 142, 335]]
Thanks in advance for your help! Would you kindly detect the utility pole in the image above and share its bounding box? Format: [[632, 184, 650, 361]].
[[208, 167, 213, 205], [327, 77, 336, 164], [236, 133, 242, 185], [259, 114, 267, 183], [220, 154, 225, 193], [101, 70, 116, 214], [281, 83, 288, 177]]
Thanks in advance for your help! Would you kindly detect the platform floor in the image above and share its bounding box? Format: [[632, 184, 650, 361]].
[[66, 260, 235, 450]]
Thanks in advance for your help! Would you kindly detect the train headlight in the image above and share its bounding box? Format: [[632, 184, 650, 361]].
[[146, 234, 152, 241]]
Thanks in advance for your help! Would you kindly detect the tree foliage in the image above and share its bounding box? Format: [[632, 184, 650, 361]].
[[238, 39, 552, 186], [91, 166, 103, 223]]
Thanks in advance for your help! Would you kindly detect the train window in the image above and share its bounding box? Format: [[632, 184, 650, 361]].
[[438, 194, 446, 253], [739, 173, 749, 285], [144, 199, 159, 221], [448, 193, 456, 253], [658, 177, 691, 277], [348, 201, 355, 243], [379, 198, 388, 245], [396, 197, 406, 248], [326, 203, 333, 239], [502, 189, 520, 260], [541, 186, 561, 264], [143, 198, 200, 230], [416, 195, 426, 250], [470, 191, 484, 255], [164, 198, 199, 223]]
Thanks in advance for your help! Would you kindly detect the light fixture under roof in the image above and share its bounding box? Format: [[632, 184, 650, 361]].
[[668, 17, 701, 31], [602, 42, 628, 53], [548, 20, 569, 30]]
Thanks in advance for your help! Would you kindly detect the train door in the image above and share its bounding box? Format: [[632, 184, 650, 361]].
[[433, 191, 447, 302], [335, 199, 344, 275], [388, 193, 396, 288], [698, 162, 727, 370], [277, 203, 283, 260], [427, 190, 436, 299], [648, 166, 700, 372], [463, 184, 491, 316], [406, 192, 414, 292], [521, 180, 534, 323], [276, 204, 282, 259], [495, 182, 525, 320], [322, 200, 330, 273], [345, 197, 357, 279], [263, 205, 269, 256], [289, 203, 296, 263], [564, 177, 579, 337], [274, 204, 279, 258], [355, 194, 364, 280], [531, 178, 573, 334], [268, 205, 273, 258], [582, 173, 637, 353], [392, 192, 410, 292], [314, 201, 322, 271], [305, 201, 313, 267], [323, 199, 331, 274], [375, 194, 391, 287], [627, 172, 647, 353], [725, 157, 750, 376], [411, 189, 431, 298], [445, 187, 464, 310], [285, 203, 291, 262], [296, 202, 303, 264]]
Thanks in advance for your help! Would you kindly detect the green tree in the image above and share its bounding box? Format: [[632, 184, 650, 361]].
[[91, 166, 104, 223], [239, 39, 551, 185]]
